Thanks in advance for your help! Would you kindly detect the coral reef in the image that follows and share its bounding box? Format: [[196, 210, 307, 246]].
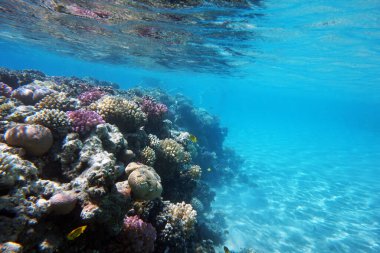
[[0, 68, 240, 253]]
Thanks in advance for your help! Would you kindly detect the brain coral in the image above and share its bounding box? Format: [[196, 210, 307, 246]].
[[26, 109, 70, 137], [158, 138, 191, 164], [4, 124, 53, 156], [90, 96, 147, 132], [127, 165, 162, 201], [35, 92, 79, 111]]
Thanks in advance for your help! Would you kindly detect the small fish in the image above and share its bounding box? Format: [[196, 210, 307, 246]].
[[189, 134, 197, 143], [207, 168, 212, 172], [224, 246, 230, 253], [67, 225, 87, 240]]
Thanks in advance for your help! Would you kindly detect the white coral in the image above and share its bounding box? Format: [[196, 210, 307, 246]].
[[168, 201, 197, 236]]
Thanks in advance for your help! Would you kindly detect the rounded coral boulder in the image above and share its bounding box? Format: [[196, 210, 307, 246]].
[[4, 124, 53, 156], [128, 166, 162, 201]]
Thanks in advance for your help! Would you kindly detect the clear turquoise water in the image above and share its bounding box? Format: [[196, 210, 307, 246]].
[[1, 0, 380, 252]]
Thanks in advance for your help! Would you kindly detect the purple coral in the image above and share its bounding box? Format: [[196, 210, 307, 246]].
[[121, 215, 156, 253], [141, 96, 168, 121], [78, 90, 106, 106], [0, 82, 13, 97], [66, 110, 105, 133]]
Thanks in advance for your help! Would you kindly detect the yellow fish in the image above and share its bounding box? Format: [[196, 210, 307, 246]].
[[224, 246, 230, 253], [67, 225, 87, 240], [189, 134, 197, 143]]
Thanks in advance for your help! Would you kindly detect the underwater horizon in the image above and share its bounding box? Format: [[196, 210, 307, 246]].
[[1, 0, 380, 252]]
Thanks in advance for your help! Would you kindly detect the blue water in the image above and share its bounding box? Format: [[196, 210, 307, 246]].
[[1, 0, 380, 252]]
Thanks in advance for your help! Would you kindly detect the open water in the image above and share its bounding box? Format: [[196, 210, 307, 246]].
[[1, 0, 380, 252]]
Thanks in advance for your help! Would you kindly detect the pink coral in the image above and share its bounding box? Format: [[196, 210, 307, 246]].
[[66, 110, 105, 134], [121, 215, 156, 253], [141, 96, 168, 121], [78, 90, 106, 106]]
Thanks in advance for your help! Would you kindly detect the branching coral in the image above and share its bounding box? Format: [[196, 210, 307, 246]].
[[66, 109, 105, 134], [119, 215, 157, 253], [148, 134, 160, 150], [35, 92, 79, 111], [26, 109, 70, 137], [140, 96, 168, 121], [158, 138, 191, 164], [187, 165, 202, 180], [90, 96, 147, 132], [167, 202, 197, 237], [77, 90, 106, 106], [139, 146, 156, 166]]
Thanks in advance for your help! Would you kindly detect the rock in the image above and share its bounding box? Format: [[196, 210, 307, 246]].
[[0, 241, 23, 253], [4, 125, 53, 156], [48, 191, 77, 215]]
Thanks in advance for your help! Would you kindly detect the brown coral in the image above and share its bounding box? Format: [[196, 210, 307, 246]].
[[90, 96, 147, 132], [127, 165, 162, 201], [139, 146, 156, 166], [35, 92, 78, 111], [159, 138, 191, 164], [26, 109, 70, 137], [4, 124, 53, 156]]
